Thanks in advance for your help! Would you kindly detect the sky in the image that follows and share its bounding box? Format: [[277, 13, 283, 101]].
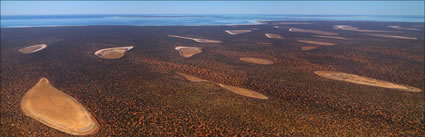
[[1, 1, 424, 16]]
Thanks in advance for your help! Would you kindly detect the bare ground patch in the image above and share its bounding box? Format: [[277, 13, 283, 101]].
[[225, 30, 252, 35], [289, 28, 338, 35], [239, 57, 274, 65], [18, 44, 48, 54], [297, 40, 335, 46], [367, 34, 417, 40], [175, 46, 202, 58], [313, 35, 351, 40], [265, 33, 283, 39], [20, 78, 99, 135], [169, 35, 222, 44], [94, 46, 133, 59], [314, 71, 422, 92]]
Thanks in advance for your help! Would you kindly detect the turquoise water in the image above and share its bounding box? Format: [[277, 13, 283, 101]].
[[1, 14, 423, 28]]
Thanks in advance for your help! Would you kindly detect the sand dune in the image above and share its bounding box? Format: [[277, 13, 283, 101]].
[[388, 26, 420, 31], [94, 46, 133, 59], [297, 40, 335, 46], [314, 71, 422, 92], [301, 46, 319, 51], [218, 84, 268, 99], [313, 35, 351, 40], [18, 44, 47, 54], [225, 30, 252, 35], [20, 78, 99, 135], [272, 22, 311, 25], [265, 33, 283, 39], [289, 28, 338, 35], [333, 25, 391, 33], [176, 73, 209, 83], [240, 57, 274, 65], [367, 34, 417, 40], [175, 46, 202, 58], [168, 35, 222, 43]]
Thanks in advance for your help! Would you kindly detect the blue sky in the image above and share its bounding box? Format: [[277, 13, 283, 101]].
[[1, 1, 424, 15]]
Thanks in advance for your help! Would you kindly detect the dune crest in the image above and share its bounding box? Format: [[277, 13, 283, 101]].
[[175, 46, 202, 58], [218, 84, 268, 99], [297, 40, 335, 46], [18, 44, 48, 54], [240, 57, 273, 65], [94, 46, 133, 59], [168, 35, 222, 43], [289, 28, 338, 35], [265, 33, 283, 39], [225, 30, 252, 35], [314, 71, 422, 92], [20, 78, 99, 135]]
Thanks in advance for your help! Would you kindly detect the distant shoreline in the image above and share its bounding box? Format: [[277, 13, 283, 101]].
[[1, 14, 423, 28], [2, 20, 423, 29]]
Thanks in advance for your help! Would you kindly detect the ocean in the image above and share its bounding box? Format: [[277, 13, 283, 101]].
[[1, 14, 423, 28]]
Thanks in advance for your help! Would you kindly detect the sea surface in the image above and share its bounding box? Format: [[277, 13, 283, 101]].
[[1, 14, 424, 28]]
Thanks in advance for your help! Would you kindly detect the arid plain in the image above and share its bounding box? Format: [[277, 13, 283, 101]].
[[1, 21, 424, 136]]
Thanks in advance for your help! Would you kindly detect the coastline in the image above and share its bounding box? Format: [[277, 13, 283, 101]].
[[2, 20, 424, 29], [1, 14, 424, 28]]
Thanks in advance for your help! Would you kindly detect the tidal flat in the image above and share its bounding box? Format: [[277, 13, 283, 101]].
[[1, 21, 424, 136]]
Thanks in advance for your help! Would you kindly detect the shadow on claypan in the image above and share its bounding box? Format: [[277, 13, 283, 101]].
[[18, 44, 48, 54], [177, 73, 268, 99], [20, 78, 99, 135], [315, 71, 422, 92], [94, 46, 133, 59]]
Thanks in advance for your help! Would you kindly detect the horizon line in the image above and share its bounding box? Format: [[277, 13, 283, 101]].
[[2, 13, 424, 16]]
